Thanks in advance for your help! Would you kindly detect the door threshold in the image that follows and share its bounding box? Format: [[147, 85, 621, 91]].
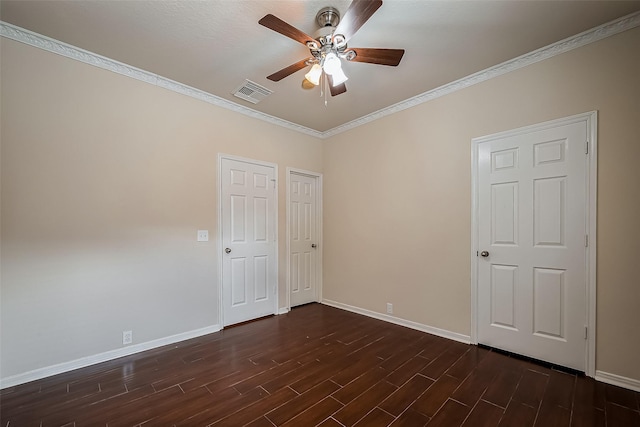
[[478, 344, 585, 376], [223, 314, 274, 329], [291, 302, 319, 310]]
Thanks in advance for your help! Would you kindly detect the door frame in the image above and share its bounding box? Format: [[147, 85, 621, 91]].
[[217, 153, 279, 327], [285, 167, 323, 312], [470, 111, 597, 377]]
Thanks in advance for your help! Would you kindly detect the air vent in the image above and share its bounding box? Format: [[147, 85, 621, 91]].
[[232, 80, 273, 104]]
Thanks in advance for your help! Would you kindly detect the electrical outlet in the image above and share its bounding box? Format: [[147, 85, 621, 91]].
[[123, 330, 133, 345], [197, 230, 208, 242], [386, 303, 393, 314]]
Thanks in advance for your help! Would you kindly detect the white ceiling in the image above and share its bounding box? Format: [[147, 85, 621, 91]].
[[2, 0, 640, 133]]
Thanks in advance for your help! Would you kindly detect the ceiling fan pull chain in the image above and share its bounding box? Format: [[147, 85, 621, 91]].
[[324, 75, 328, 107]]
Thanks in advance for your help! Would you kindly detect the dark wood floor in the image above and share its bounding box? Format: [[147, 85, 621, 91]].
[[2, 303, 639, 427]]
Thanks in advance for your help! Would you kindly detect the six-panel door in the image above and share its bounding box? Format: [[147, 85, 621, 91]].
[[477, 121, 588, 371], [221, 158, 277, 326], [290, 173, 318, 307]]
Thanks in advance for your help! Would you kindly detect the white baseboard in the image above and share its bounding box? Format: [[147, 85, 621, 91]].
[[0, 324, 221, 389], [595, 370, 640, 392], [277, 307, 290, 315], [321, 299, 471, 344]]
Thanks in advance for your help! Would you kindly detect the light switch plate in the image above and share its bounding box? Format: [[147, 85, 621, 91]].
[[197, 230, 208, 242]]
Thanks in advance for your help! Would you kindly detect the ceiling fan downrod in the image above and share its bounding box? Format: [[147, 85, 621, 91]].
[[306, 6, 353, 76]]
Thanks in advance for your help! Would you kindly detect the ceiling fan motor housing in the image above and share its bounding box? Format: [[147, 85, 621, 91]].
[[316, 7, 340, 27], [309, 7, 352, 64]]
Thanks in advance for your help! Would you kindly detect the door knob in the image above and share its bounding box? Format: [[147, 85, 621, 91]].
[[480, 251, 489, 257], [225, 248, 231, 254], [311, 244, 317, 248]]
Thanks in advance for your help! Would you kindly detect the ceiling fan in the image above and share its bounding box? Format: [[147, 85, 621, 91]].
[[258, 0, 405, 97]]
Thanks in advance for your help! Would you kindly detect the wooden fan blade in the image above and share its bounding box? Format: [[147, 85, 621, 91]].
[[333, 0, 383, 43], [259, 14, 317, 46], [349, 48, 405, 66], [327, 75, 347, 96], [267, 58, 311, 82]]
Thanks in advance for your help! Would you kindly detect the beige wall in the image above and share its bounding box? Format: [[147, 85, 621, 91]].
[[2, 25, 639, 384], [0, 39, 323, 378], [323, 27, 640, 381]]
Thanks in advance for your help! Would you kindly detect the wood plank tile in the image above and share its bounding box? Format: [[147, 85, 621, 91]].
[[184, 363, 264, 394], [265, 380, 340, 426], [605, 401, 640, 426], [105, 385, 186, 426], [353, 407, 395, 427], [211, 387, 297, 426], [245, 415, 277, 427], [284, 366, 333, 395], [332, 366, 388, 405], [535, 404, 570, 427], [233, 359, 301, 394], [446, 346, 490, 380], [333, 380, 397, 426], [2, 304, 638, 427], [415, 336, 452, 360], [163, 386, 265, 425], [452, 366, 498, 407], [605, 383, 640, 410], [511, 369, 549, 408], [420, 348, 467, 380], [262, 359, 325, 393], [570, 406, 605, 427], [386, 355, 432, 387], [542, 370, 575, 409], [482, 368, 522, 408], [426, 398, 471, 427], [290, 348, 367, 394], [74, 384, 157, 424], [573, 376, 606, 410], [378, 374, 434, 416], [462, 399, 504, 427], [379, 344, 423, 372], [317, 417, 344, 427], [280, 396, 343, 427], [388, 407, 430, 427], [330, 354, 384, 386], [410, 374, 461, 418], [498, 401, 537, 427]]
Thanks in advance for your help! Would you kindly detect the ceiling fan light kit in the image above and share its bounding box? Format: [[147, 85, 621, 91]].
[[328, 66, 348, 86], [304, 63, 322, 85], [322, 52, 341, 74], [259, 0, 405, 98]]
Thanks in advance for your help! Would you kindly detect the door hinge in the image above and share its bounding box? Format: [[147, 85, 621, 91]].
[[271, 179, 276, 189], [585, 234, 589, 247], [584, 325, 588, 340], [585, 140, 589, 154]]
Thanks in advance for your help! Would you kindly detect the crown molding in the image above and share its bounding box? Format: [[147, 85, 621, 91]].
[[2, 11, 639, 140], [322, 11, 640, 138], [0, 21, 324, 139]]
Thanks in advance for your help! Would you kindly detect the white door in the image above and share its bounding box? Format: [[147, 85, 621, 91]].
[[476, 120, 588, 371], [289, 172, 320, 307], [220, 157, 277, 327]]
